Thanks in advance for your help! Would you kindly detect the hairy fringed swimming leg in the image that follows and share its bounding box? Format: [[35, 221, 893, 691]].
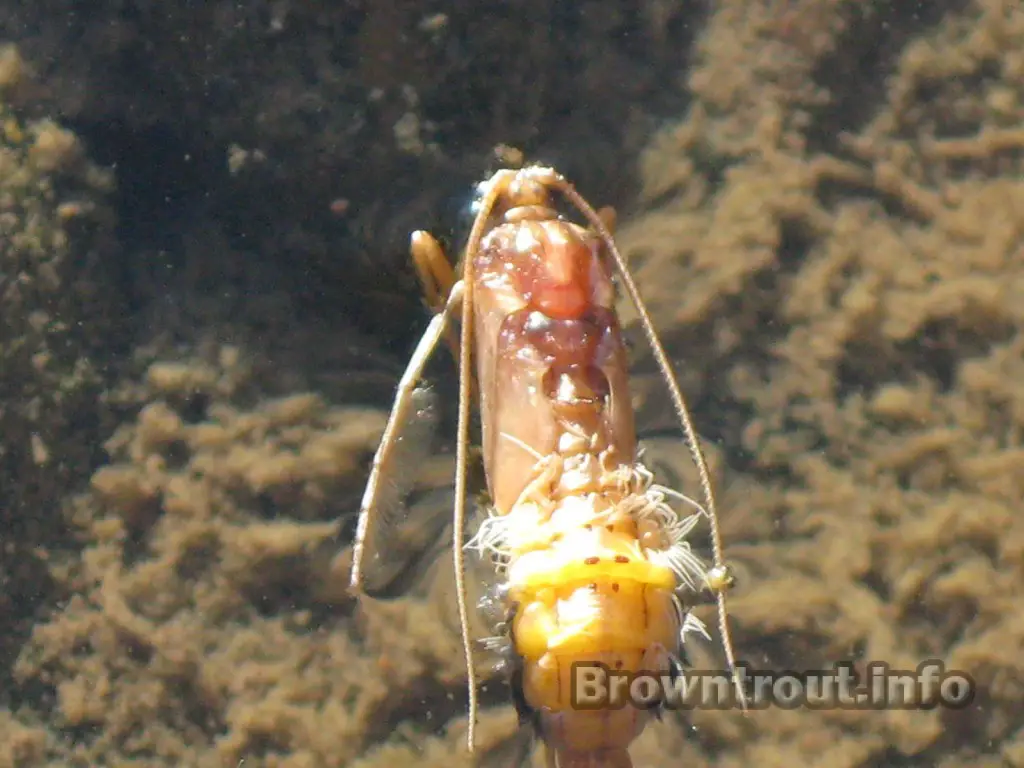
[[348, 277, 464, 596], [350, 211, 488, 751]]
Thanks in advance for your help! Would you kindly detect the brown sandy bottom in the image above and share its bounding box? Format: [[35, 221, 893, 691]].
[[3, 0, 1024, 766]]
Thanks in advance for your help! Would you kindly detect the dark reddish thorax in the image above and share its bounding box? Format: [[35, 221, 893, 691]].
[[470, 207, 636, 516]]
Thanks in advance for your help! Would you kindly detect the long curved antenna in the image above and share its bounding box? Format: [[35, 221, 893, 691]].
[[453, 169, 518, 751], [526, 166, 748, 711]]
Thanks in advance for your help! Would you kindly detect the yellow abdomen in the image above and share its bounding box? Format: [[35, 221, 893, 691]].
[[506, 525, 682, 756]]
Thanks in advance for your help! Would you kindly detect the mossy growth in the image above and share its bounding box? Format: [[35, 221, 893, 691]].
[[0, 44, 122, 697]]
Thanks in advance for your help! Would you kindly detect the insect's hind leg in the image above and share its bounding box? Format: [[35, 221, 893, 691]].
[[348, 277, 464, 595]]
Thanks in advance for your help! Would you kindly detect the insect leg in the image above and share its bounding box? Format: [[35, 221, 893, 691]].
[[348, 278, 465, 595], [412, 230, 473, 378], [411, 230, 457, 315]]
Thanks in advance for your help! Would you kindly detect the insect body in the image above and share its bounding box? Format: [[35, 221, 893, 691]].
[[349, 165, 743, 768]]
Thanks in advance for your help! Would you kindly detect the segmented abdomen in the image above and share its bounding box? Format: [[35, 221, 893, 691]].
[[506, 508, 682, 758]]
